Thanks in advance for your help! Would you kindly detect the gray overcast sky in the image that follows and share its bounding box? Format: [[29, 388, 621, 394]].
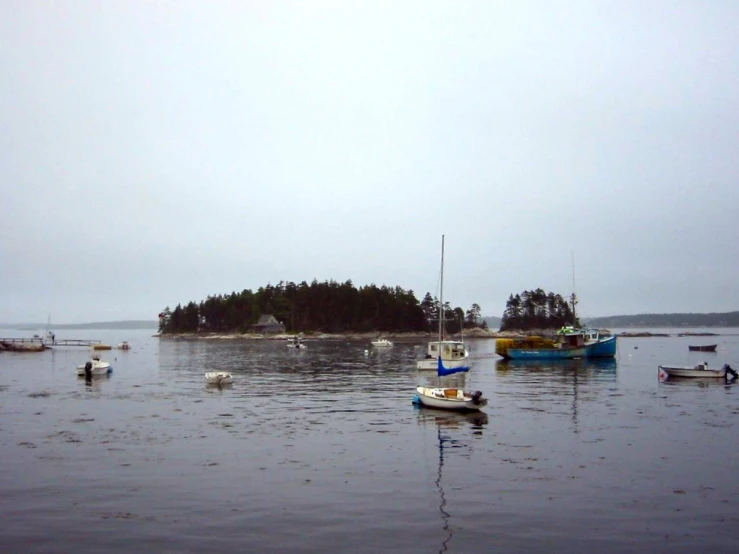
[[1, 1, 738, 324]]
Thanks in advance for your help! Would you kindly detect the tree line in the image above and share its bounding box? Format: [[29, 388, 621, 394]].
[[499, 289, 577, 331], [158, 280, 486, 334]]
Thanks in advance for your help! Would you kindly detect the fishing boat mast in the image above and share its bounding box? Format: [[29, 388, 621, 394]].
[[570, 251, 578, 325]]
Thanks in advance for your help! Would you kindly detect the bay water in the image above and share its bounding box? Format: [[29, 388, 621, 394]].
[[1, 327, 738, 553]]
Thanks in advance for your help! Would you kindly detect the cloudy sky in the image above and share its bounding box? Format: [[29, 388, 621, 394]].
[[1, 1, 737, 324]]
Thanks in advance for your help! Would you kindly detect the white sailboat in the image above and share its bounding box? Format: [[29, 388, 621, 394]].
[[416, 243, 470, 371], [415, 235, 487, 411]]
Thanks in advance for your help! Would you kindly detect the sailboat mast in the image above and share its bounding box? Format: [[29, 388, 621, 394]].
[[439, 235, 445, 342], [570, 251, 578, 324]]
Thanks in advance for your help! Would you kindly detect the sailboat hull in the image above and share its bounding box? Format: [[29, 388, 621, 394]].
[[415, 386, 486, 411]]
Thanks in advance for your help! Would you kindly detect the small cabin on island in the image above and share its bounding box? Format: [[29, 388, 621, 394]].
[[251, 315, 286, 334]]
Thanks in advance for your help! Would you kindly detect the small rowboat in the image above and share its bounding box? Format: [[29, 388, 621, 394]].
[[688, 344, 717, 352], [205, 372, 233, 385], [658, 363, 737, 379]]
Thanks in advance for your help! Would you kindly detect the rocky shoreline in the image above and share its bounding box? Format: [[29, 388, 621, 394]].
[[155, 327, 528, 341]]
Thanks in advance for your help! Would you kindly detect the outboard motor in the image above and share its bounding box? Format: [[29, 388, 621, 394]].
[[471, 390, 484, 405], [724, 364, 738, 380], [84, 361, 93, 380]]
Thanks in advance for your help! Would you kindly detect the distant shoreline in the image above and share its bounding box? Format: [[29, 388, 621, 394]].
[[153, 328, 737, 341], [155, 328, 518, 341]]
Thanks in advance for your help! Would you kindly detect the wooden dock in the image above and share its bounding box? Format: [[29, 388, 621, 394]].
[[0, 338, 101, 347], [50, 339, 102, 347], [0, 337, 45, 346]]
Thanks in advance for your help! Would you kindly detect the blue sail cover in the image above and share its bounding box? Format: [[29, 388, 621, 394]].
[[437, 356, 470, 377]]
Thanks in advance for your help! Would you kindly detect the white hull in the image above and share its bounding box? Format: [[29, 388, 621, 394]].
[[205, 372, 233, 385], [659, 365, 725, 378], [77, 361, 112, 375], [371, 339, 393, 347], [415, 386, 487, 411]]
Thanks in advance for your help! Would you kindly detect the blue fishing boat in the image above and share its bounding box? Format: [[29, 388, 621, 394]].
[[498, 325, 617, 360]]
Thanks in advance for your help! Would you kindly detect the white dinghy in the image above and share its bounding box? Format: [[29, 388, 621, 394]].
[[205, 372, 233, 385]]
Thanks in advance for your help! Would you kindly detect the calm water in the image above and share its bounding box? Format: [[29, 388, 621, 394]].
[[2, 328, 739, 553]]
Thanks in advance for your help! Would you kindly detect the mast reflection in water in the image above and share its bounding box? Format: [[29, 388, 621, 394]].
[[416, 407, 488, 553]]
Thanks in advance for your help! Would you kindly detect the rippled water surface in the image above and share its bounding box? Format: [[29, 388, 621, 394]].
[[2, 328, 739, 553]]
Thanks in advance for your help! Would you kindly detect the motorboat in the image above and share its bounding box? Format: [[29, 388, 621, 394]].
[[658, 363, 738, 379], [118, 341, 131, 350], [286, 335, 306, 349], [417, 340, 469, 370], [415, 385, 487, 411], [205, 372, 233, 385], [77, 356, 112, 376], [371, 338, 393, 348]]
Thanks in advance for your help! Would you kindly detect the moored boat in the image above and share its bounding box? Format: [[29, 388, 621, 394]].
[[417, 340, 470, 370], [205, 371, 233, 385], [688, 344, 717, 352], [77, 356, 112, 376], [658, 363, 737, 379], [496, 326, 617, 360], [118, 341, 131, 350], [371, 338, 393, 348], [415, 381, 487, 411], [286, 335, 306, 349]]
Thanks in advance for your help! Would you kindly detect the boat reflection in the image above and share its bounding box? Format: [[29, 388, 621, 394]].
[[495, 357, 616, 434], [415, 406, 487, 553], [495, 356, 617, 375], [415, 406, 489, 430]]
